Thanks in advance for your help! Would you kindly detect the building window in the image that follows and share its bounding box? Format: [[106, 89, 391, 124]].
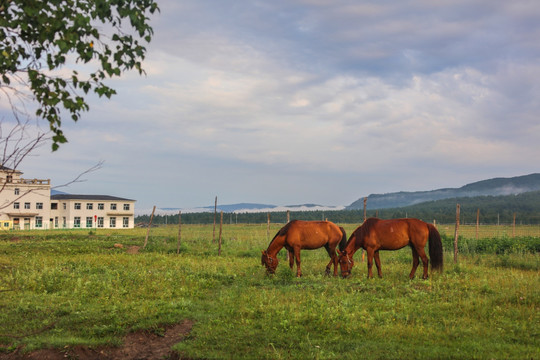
[[24, 202, 30, 209], [97, 217, 104, 228], [14, 188, 19, 195], [74, 217, 81, 228], [86, 217, 93, 228], [98, 203, 104, 210], [63, 203, 67, 210], [123, 217, 129, 228], [74, 203, 81, 210], [13, 202, 19, 209], [35, 216, 43, 228], [86, 203, 93, 210], [123, 204, 130, 211], [6, 175, 12, 183], [110, 203, 117, 210], [110, 217, 116, 228], [36, 202, 43, 210], [54, 217, 58, 228], [51, 203, 58, 210], [62, 217, 66, 228]]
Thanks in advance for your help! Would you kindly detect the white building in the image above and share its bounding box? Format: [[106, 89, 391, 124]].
[[0, 166, 51, 230], [0, 167, 135, 230], [50, 194, 136, 229]]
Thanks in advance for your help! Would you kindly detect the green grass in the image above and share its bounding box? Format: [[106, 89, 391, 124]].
[[0, 224, 538, 359]]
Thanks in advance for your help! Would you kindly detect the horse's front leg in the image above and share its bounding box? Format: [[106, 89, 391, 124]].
[[287, 248, 294, 269], [294, 247, 302, 277], [324, 246, 337, 276], [374, 251, 383, 278], [366, 248, 375, 278], [324, 257, 332, 276], [332, 252, 339, 276]]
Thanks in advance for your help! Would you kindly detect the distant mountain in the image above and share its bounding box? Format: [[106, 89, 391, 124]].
[[136, 203, 345, 216], [205, 203, 277, 212], [51, 189, 68, 195], [347, 173, 540, 210]]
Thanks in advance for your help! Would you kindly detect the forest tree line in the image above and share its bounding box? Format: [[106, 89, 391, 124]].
[[135, 191, 540, 226]]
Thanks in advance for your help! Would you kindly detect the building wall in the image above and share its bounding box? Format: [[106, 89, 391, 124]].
[[50, 198, 136, 229], [0, 169, 51, 230], [0, 168, 135, 230]]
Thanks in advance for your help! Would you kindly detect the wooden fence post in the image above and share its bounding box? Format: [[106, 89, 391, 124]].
[[361, 197, 367, 262], [476, 208, 480, 240], [363, 197, 367, 221], [267, 212, 271, 242], [218, 211, 223, 256], [454, 204, 460, 263], [212, 196, 217, 242], [512, 213, 516, 238], [143, 205, 156, 249], [176, 211, 182, 254], [287, 210, 290, 223]]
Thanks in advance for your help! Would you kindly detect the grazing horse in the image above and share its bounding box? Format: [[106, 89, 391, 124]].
[[261, 220, 347, 277], [338, 218, 443, 279]]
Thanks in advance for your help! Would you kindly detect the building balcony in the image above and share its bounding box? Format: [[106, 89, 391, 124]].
[[1, 178, 51, 185]]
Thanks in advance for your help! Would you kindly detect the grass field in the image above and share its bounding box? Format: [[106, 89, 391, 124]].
[[0, 224, 538, 359]]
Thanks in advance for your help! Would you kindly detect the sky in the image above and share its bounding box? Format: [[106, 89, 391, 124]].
[[7, 0, 540, 211]]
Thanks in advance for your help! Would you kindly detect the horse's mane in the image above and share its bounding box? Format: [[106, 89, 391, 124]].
[[268, 220, 295, 245], [354, 217, 379, 246]]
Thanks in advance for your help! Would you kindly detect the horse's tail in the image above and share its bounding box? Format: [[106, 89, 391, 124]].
[[338, 226, 347, 251], [427, 224, 443, 272]]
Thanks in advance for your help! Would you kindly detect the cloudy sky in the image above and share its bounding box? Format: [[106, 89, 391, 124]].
[[15, 0, 540, 211]]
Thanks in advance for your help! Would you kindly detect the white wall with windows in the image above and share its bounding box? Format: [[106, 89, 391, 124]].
[[0, 167, 51, 230], [0, 167, 136, 230], [50, 195, 136, 229]]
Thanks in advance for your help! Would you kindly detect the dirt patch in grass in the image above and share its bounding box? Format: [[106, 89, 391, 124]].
[[126, 245, 141, 254], [0, 320, 194, 360]]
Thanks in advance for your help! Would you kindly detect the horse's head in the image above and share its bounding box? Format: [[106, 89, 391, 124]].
[[337, 250, 354, 278], [261, 250, 278, 274]]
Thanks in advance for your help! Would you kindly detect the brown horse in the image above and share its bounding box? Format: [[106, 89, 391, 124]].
[[338, 218, 443, 279], [261, 220, 347, 277]]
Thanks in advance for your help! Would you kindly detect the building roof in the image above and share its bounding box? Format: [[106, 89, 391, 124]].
[[51, 194, 135, 202], [0, 165, 22, 173]]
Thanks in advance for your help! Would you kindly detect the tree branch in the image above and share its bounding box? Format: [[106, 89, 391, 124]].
[[52, 160, 105, 190]]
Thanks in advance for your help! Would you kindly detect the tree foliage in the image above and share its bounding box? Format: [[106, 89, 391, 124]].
[[0, 0, 159, 149]]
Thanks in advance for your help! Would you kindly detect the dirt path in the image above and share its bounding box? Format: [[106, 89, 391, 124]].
[[0, 320, 194, 360]]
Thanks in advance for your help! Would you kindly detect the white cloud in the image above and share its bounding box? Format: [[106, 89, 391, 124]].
[[9, 0, 540, 209]]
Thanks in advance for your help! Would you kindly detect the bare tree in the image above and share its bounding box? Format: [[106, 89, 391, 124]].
[[0, 116, 103, 211]]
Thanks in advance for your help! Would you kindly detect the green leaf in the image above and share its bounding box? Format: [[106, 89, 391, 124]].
[[1, 0, 160, 150]]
